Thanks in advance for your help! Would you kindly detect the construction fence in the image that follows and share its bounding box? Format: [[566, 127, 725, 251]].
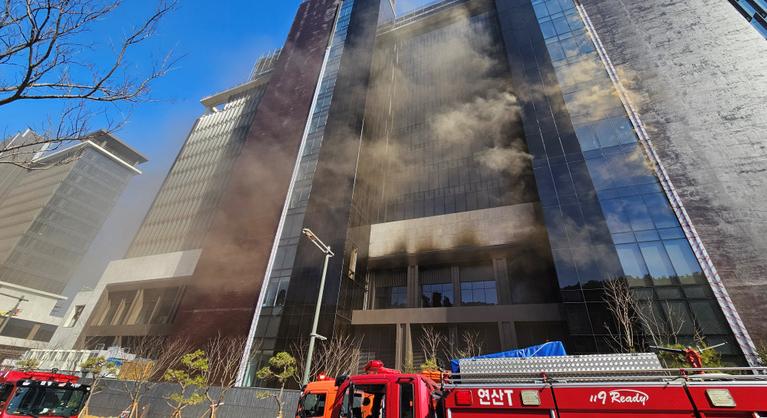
[[85, 379, 300, 418]]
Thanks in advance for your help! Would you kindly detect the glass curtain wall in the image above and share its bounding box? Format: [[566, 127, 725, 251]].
[[127, 85, 269, 257], [379, 10, 537, 224], [729, 0, 767, 38], [244, 0, 354, 384], [0, 149, 133, 294], [529, 0, 740, 361]]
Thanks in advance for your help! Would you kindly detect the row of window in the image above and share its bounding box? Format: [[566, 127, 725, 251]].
[[0, 317, 55, 342], [373, 263, 499, 309], [94, 287, 181, 327], [127, 92, 261, 257]]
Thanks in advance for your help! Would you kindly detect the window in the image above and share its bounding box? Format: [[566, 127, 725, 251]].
[[399, 382, 414, 418], [31, 324, 55, 342], [372, 269, 407, 309], [461, 281, 497, 305], [6, 386, 87, 417], [615, 244, 649, 282], [461, 280, 498, 305], [643, 193, 678, 229], [421, 283, 453, 307], [135, 290, 161, 325], [98, 290, 135, 326], [663, 240, 703, 284], [350, 384, 387, 418], [459, 263, 497, 305], [420, 266, 453, 307], [150, 287, 181, 324], [375, 286, 407, 309], [0, 318, 35, 339], [264, 278, 289, 307], [299, 393, 327, 417], [540, 21, 556, 39], [0, 384, 14, 404], [638, 241, 676, 284], [690, 301, 728, 335]]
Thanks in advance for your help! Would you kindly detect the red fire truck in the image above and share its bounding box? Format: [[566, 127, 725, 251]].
[[0, 370, 90, 418], [297, 358, 767, 418]]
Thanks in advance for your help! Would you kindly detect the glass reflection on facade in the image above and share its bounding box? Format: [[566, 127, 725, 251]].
[[238, 0, 756, 381], [245, 0, 356, 383], [530, 0, 741, 360], [0, 147, 137, 295], [729, 0, 767, 38], [127, 83, 269, 257]]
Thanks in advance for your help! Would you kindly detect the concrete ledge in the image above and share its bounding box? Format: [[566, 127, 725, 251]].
[[351, 303, 564, 325], [369, 203, 543, 258]]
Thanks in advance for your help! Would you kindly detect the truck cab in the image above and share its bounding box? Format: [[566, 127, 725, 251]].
[[308, 361, 439, 418], [332, 372, 436, 418], [0, 370, 90, 418], [298, 375, 338, 418], [301, 359, 767, 418]]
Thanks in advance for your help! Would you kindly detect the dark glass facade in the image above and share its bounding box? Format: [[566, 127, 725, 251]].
[[729, 0, 767, 38], [241, 0, 758, 384], [498, 0, 749, 361]]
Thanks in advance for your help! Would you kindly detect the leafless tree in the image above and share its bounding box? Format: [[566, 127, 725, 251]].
[[602, 278, 638, 353], [0, 0, 178, 167], [117, 336, 190, 418], [602, 278, 687, 352], [418, 326, 446, 370], [200, 335, 250, 418], [291, 333, 363, 385], [636, 299, 686, 348], [447, 330, 484, 360], [77, 356, 119, 418], [757, 340, 767, 366]]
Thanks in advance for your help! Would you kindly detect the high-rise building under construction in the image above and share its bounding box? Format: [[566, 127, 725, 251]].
[[57, 0, 767, 384]]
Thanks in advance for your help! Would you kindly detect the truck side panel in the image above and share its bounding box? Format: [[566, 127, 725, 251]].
[[444, 385, 555, 418], [684, 382, 767, 417], [551, 383, 696, 418]]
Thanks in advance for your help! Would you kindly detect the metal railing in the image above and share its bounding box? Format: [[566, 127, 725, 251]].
[[444, 367, 767, 385], [378, 0, 469, 35]]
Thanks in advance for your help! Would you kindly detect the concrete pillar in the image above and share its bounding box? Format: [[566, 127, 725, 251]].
[[408, 264, 419, 307], [493, 257, 512, 304], [404, 323, 413, 370], [451, 266, 461, 306], [395, 323, 408, 370], [448, 325, 458, 350], [498, 321, 518, 350]]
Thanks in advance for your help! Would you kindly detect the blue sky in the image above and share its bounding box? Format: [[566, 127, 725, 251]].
[[0, 0, 433, 309]]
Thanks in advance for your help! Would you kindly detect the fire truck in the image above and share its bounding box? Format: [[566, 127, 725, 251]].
[[296, 354, 767, 418], [0, 370, 90, 418]]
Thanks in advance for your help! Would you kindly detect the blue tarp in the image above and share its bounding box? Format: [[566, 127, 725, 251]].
[[450, 341, 567, 373]]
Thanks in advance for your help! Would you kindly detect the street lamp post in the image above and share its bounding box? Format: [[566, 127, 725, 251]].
[[301, 228, 334, 386]]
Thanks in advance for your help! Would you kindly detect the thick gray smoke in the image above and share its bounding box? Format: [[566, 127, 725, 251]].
[[362, 8, 535, 211], [432, 91, 531, 178]]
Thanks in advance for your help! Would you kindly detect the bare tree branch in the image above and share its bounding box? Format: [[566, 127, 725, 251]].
[[446, 330, 484, 361], [291, 333, 363, 385], [116, 336, 190, 418], [418, 326, 446, 369], [602, 278, 638, 353], [0, 0, 177, 167], [601, 277, 689, 353], [201, 335, 250, 418]]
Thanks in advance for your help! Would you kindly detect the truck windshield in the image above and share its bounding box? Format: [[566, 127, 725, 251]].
[[300, 393, 327, 417], [5, 386, 87, 417]]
